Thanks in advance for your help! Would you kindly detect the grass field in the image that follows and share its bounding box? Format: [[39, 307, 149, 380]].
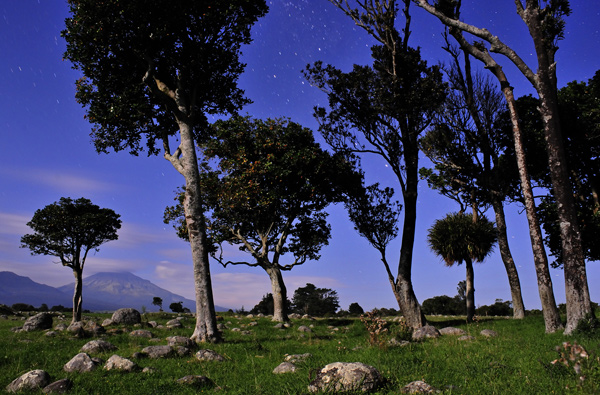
[[1, 311, 599, 394]]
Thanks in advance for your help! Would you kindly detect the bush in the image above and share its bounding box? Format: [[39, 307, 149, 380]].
[[11, 303, 35, 312]]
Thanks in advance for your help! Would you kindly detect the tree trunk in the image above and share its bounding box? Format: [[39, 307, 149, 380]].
[[465, 258, 475, 322], [72, 269, 83, 323], [491, 198, 525, 319], [265, 266, 289, 322], [394, 146, 427, 329], [177, 121, 221, 343]]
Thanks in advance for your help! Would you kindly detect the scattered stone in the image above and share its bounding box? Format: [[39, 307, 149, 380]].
[[308, 362, 383, 393], [141, 345, 175, 359], [104, 355, 138, 372], [175, 346, 191, 356], [273, 362, 297, 374], [85, 321, 106, 336], [130, 329, 153, 338], [246, 314, 254, 318], [284, 353, 312, 363], [42, 378, 73, 394], [23, 313, 53, 332], [248, 321, 258, 326], [298, 325, 312, 333], [196, 349, 225, 362], [231, 327, 241, 332], [412, 326, 440, 341], [54, 323, 68, 331], [401, 380, 437, 394], [480, 329, 498, 338], [142, 367, 157, 374], [6, 370, 51, 393], [217, 323, 227, 330], [458, 335, 475, 341], [167, 336, 195, 348], [10, 326, 22, 333], [241, 330, 252, 335], [166, 319, 183, 329], [274, 323, 286, 329], [45, 331, 57, 337], [64, 353, 100, 372], [257, 313, 265, 318], [289, 313, 302, 319], [101, 318, 113, 327], [388, 338, 411, 347], [81, 339, 118, 354], [148, 321, 158, 328], [67, 321, 87, 338], [111, 308, 141, 325], [302, 314, 314, 320], [439, 327, 466, 336], [176, 375, 214, 388]]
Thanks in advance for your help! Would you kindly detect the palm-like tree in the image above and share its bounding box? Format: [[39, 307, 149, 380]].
[[427, 212, 497, 321]]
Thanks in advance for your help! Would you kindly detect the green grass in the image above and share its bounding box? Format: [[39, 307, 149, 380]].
[[1, 312, 600, 394]]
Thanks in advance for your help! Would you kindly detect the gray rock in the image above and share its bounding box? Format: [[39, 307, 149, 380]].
[[388, 338, 411, 347], [412, 326, 440, 341], [248, 321, 258, 326], [175, 346, 191, 356], [458, 335, 475, 341], [64, 353, 99, 372], [85, 321, 106, 336], [166, 319, 183, 328], [45, 331, 57, 337], [6, 369, 51, 393], [195, 349, 225, 362], [111, 308, 141, 325], [480, 329, 498, 338], [130, 329, 153, 338], [104, 355, 138, 372], [167, 336, 195, 348], [142, 367, 158, 374], [273, 362, 297, 374], [67, 321, 86, 338], [298, 325, 312, 333], [148, 320, 158, 328], [308, 362, 383, 393], [23, 313, 53, 332], [401, 380, 437, 394], [284, 353, 312, 363], [54, 323, 68, 331], [439, 327, 466, 336], [176, 375, 214, 388], [141, 345, 175, 359], [101, 318, 113, 327], [42, 378, 73, 394], [81, 339, 117, 354], [273, 323, 286, 329]]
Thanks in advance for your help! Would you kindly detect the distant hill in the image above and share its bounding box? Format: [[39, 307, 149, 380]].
[[0, 271, 228, 312]]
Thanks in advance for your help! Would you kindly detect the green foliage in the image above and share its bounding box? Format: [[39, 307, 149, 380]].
[[152, 297, 163, 311], [348, 302, 365, 316], [169, 302, 184, 313], [291, 283, 340, 316], [422, 295, 465, 316], [11, 303, 35, 312], [477, 299, 513, 317]]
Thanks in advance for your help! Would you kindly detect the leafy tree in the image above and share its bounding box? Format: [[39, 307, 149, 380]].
[[169, 302, 184, 314], [427, 212, 497, 322], [348, 302, 365, 316], [291, 283, 340, 317], [62, 0, 267, 342], [21, 197, 121, 323], [415, 0, 590, 334], [304, 0, 446, 328], [421, 295, 465, 316], [152, 297, 163, 312], [38, 304, 49, 312], [164, 116, 360, 322], [477, 299, 513, 317], [11, 303, 35, 312], [250, 293, 292, 316]]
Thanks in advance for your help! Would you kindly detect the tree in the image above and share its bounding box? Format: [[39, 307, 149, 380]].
[[169, 302, 184, 314], [152, 297, 163, 312], [164, 116, 360, 322], [304, 0, 446, 328], [291, 283, 340, 316], [427, 212, 497, 321], [21, 197, 121, 323], [415, 0, 591, 334], [62, 0, 268, 342], [421, 295, 465, 316], [348, 302, 365, 316]]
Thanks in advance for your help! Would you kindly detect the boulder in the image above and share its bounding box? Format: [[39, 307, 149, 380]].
[[412, 326, 440, 341], [141, 345, 175, 359], [22, 313, 53, 332], [6, 370, 51, 393], [167, 336, 195, 349], [42, 378, 73, 394], [298, 325, 312, 333], [85, 321, 106, 336], [284, 353, 312, 363], [63, 353, 100, 372], [81, 339, 118, 354], [111, 308, 141, 325], [273, 362, 297, 374], [101, 318, 114, 327], [130, 329, 153, 338], [480, 329, 498, 338], [401, 380, 437, 394], [67, 321, 86, 338], [308, 362, 383, 393], [166, 319, 183, 329], [104, 355, 138, 372], [458, 335, 475, 341], [195, 349, 225, 362], [439, 327, 466, 336]]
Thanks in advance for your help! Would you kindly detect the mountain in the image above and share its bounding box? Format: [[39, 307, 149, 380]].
[[57, 272, 228, 312]]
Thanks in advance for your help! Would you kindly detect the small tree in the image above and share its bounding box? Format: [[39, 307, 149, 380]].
[[348, 302, 365, 316], [169, 302, 184, 313], [152, 297, 163, 312], [291, 283, 340, 316], [427, 212, 497, 322], [21, 197, 121, 323]]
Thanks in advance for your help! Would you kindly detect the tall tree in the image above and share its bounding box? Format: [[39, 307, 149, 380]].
[[291, 283, 340, 316], [62, 0, 268, 342], [304, 0, 446, 328], [420, 43, 526, 319], [164, 116, 360, 322], [427, 212, 497, 322], [21, 197, 121, 323], [415, 0, 590, 334]]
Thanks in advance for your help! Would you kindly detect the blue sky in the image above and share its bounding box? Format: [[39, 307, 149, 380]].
[[1, 1, 598, 312]]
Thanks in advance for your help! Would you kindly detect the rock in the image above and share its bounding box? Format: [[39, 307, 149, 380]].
[[248, 321, 258, 326], [141, 345, 175, 359], [439, 327, 466, 336], [176, 375, 214, 388], [130, 329, 153, 338], [102, 318, 114, 327], [298, 325, 312, 333], [81, 339, 118, 354], [104, 355, 138, 372], [167, 336, 195, 348], [412, 326, 440, 341], [6, 370, 51, 393], [289, 313, 302, 319], [401, 380, 437, 394], [231, 327, 241, 332], [142, 367, 157, 374], [195, 349, 225, 362], [388, 338, 411, 347], [309, 362, 383, 393], [45, 331, 57, 337], [148, 321, 158, 327], [302, 314, 314, 320], [274, 323, 286, 329], [64, 353, 100, 372], [54, 323, 68, 331], [273, 362, 297, 374], [284, 353, 312, 363], [22, 313, 53, 332], [458, 335, 475, 341], [42, 378, 73, 394], [166, 319, 183, 329], [111, 308, 141, 325], [480, 329, 498, 338], [67, 321, 87, 338], [85, 321, 106, 336], [246, 314, 254, 318], [175, 346, 191, 356]]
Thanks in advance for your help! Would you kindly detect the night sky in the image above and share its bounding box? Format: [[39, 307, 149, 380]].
[[1, 1, 599, 311]]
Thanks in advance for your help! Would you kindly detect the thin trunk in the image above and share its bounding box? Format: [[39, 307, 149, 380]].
[[465, 258, 475, 322], [178, 121, 221, 343], [265, 266, 289, 322], [491, 198, 526, 319], [72, 269, 83, 323]]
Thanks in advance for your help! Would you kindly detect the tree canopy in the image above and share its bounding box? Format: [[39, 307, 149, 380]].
[[291, 283, 340, 317]]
